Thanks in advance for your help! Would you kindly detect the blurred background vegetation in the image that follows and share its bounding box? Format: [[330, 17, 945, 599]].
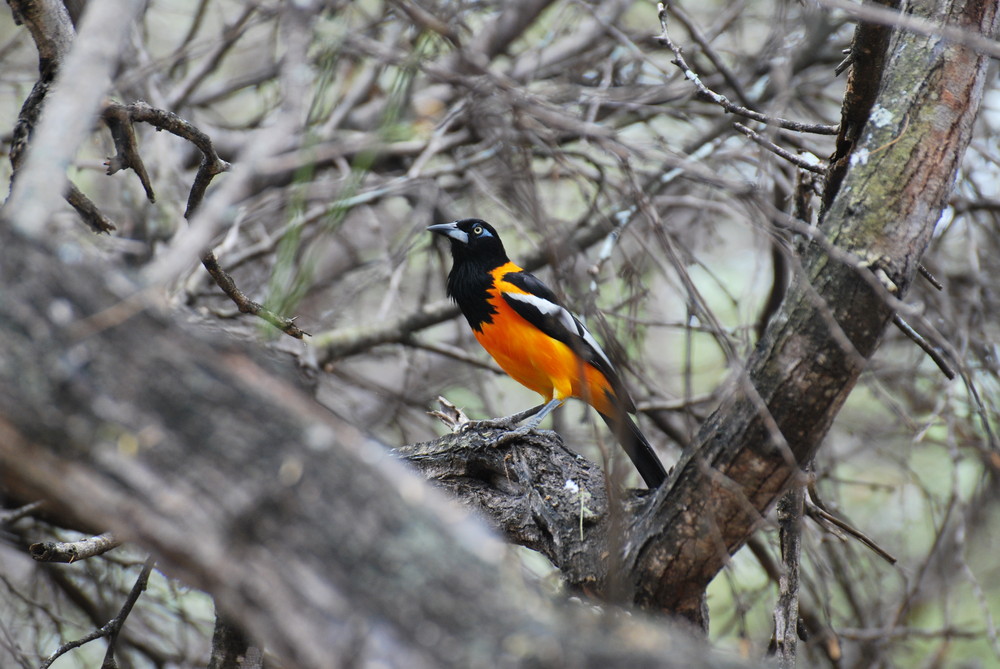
[[1, 0, 998, 666]]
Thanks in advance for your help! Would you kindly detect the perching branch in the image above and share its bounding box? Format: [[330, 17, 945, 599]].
[[398, 413, 628, 592]]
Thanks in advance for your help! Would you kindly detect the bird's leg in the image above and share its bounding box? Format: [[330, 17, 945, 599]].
[[501, 403, 547, 425], [521, 398, 561, 429], [460, 400, 564, 446], [491, 399, 563, 446], [461, 403, 546, 431]]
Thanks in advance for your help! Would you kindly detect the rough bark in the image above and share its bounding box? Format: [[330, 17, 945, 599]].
[[398, 425, 665, 596], [399, 428, 616, 590], [824, 0, 900, 211], [770, 486, 805, 666], [6, 0, 74, 191]]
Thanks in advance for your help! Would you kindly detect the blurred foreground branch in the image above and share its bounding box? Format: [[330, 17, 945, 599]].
[[0, 228, 744, 669]]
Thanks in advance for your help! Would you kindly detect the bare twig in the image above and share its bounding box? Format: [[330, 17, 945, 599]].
[[892, 313, 956, 380], [637, 393, 716, 412], [64, 182, 117, 233], [734, 123, 827, 174], [201, 251, 308, 339], [29, 532, 122, 563], [168, 5, 259, 109], [0, 500, 44, 525], [918, 263, 944, 290], [101, 101, 231, 217], [102, 103, 156, 202], [950, 196, 1000, 214], [668, 3, 754, 109], [169, 0, 212, 72], [805, 497, 898, 565], [655, 3, 839, 135], [39, 556, 155, 669], [838, 626, 986, 641], [404, 336, 506, 372]]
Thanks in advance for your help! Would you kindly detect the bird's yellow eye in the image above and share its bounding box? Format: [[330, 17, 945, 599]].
[[473, 225, 483, 235]]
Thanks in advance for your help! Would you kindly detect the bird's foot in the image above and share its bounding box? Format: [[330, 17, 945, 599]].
[[459, 416, 517, 432], [457, 412, 556, 447], [492, 425, 558, 447], [491, 425, 531, 446], [457, 404, 546, 433]]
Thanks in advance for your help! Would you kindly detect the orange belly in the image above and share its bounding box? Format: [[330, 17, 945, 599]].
[[474, 289, 617, 416]]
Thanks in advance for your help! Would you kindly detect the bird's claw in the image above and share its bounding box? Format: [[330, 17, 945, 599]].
[[492, 425, 559, 446], [459, 417, 518, 433], [492, 425, 532, 446]]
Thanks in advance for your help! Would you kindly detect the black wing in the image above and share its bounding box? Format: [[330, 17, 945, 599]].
[[499, 270, 635, 413]]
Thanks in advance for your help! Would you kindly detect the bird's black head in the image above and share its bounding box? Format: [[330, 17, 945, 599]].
[[427, 219, 509, 268]]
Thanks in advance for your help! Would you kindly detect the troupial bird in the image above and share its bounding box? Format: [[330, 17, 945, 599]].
[[429, 218, 666, 488]]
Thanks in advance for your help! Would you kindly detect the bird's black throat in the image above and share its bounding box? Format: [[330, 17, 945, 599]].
[[446, 251, 504, 333]]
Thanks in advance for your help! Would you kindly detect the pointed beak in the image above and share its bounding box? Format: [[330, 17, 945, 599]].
[[427, 222, 468, 244]]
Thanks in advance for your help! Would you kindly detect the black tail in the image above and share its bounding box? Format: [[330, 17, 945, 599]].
[[599, 411, 667, 489]]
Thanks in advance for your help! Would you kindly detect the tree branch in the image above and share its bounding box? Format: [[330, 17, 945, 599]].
[[769, 484, 804, 667], [39, 557, 154, 669], [29, 532, 122, 563], [100, 101, 231, 217], [3, 0, 141, 237], [399, 422, 634, 592], [656, 3, 839, 136], [201, 250, 308, 339]]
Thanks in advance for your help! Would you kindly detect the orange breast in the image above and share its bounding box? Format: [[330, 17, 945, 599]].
[[474, 275, 618, 417]]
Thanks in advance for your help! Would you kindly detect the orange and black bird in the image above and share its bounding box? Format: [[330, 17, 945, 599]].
[[428, 219, 667, 488]]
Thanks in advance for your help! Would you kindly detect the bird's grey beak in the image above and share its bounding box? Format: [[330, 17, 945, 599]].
[[427, 222, 468, 244]]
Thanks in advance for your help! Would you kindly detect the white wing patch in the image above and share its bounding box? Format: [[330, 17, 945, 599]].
[[502, 291, 615, 371], [577, 318, 614, 370]]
